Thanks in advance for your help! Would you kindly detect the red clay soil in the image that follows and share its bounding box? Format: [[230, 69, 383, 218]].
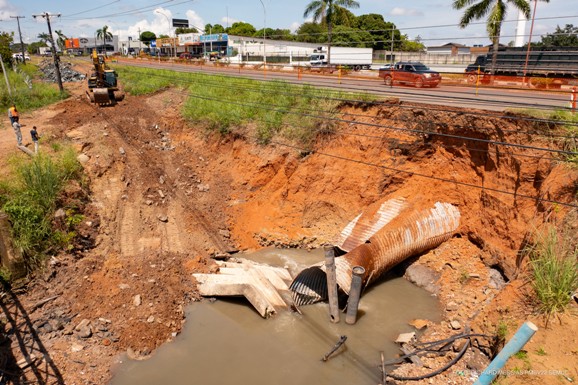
[[0, 68, 576, 385]]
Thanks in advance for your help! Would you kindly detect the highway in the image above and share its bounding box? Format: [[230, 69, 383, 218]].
[[112, 58, 573, 112]]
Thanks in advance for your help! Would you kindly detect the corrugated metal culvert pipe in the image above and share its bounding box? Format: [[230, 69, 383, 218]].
[[290, 200, 461, 306]]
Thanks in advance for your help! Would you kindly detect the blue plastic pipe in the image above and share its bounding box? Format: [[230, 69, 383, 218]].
[[474, 321, 538, 385]]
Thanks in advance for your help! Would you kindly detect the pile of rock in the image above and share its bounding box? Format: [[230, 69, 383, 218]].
[[39, 59, 86, 82]]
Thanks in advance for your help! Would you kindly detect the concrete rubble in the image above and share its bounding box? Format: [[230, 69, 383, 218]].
[[39, 59, 86, 83]]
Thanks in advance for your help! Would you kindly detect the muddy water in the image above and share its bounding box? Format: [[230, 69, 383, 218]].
[[110, 248, 441, 385]]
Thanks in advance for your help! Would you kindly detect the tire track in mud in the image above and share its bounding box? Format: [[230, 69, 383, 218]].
[[80, 94, 230, 258]]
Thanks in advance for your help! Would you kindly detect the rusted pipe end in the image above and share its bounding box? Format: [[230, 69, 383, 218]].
[[352, 266, 365, 277]]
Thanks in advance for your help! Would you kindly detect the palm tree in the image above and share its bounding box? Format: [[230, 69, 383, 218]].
[[453, 0, 530, 77], [303, 0, 360, 66], [55, 30, 68, 51], [37, 32, 51, 44], [96, 25, 113, 56]]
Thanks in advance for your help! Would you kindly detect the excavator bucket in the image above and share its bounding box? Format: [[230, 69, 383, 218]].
[[93, 88, 114, 105]]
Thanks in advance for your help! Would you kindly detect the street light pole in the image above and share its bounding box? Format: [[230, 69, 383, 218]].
[[155, 10, 173, 57], [259, 0, 266, 65], [522, 0, 538, 82]]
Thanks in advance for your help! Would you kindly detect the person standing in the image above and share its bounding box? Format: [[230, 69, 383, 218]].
[[8, 104, 18, 125], [30, 126, 39, 153], [12, 120, 22, 147]]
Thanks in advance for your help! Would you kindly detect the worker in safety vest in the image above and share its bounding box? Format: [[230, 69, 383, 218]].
[[8, 104, 19, 124]]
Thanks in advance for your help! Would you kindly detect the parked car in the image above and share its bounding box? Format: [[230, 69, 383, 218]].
[[379, 62, 441, 88], [12, 53, 31, 61], [179, 52, 195, 60]]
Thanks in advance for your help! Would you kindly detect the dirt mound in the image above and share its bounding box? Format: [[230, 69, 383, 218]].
[[1, 68, 576, 385]]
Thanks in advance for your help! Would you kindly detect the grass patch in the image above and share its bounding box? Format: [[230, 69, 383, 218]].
[[0, 146, 84, 273], [115, 65, 375, 149], [527, 223, 578, 322], [513, 350, 528, 359], [0, 63, 68, 114], [535, 347, 547, 356]]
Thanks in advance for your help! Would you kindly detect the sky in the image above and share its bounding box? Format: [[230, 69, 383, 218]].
[[0, 0, 575, 47]]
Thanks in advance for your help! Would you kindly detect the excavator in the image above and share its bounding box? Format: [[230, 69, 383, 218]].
[[86, 49, 124, 105]]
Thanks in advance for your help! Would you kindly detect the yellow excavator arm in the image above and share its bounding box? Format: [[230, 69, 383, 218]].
[[87, 49, 124, 105]]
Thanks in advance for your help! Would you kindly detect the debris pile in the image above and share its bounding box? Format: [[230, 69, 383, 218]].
[[39, 59, 86, 82]]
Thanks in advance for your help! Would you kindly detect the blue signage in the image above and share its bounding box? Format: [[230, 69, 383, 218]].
[[200, 33, 228, 43], [150, 40, 156, 47]]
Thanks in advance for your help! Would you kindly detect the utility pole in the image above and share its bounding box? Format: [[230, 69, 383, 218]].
[[138, 28, 142, 52], [10, 16, 27, 65], [33, 12, 64, 93], [259, 0, 266, 66]]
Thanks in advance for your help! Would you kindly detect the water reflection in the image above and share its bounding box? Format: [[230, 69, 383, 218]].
[[110, 248, 441, 385]]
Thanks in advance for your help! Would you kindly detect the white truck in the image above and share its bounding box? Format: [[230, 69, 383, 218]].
[[39, 46, 51, 56], [309, 46, 373, 71]]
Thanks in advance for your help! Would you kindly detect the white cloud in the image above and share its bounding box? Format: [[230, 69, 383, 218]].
[[0, 0, 17, 18], [290, 21, 301, 33], [221, 16, 238, 28], [389, 7, 424, 17], [187, 10, 205, 31]]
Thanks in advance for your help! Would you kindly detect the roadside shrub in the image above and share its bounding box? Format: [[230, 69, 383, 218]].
[[115, 65, 375, 148], [1, 149, 85, 273], [0, 64, 67, 113], [527, 223, 578, 321]]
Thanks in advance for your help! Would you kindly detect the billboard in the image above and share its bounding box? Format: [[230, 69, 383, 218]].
[[173, 18, 189, 28], [200, 33, 228, 43], [65, 38, 80, 48]]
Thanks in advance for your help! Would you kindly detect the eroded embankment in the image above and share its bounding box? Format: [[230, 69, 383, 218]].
[[224, 100, 576, 280]]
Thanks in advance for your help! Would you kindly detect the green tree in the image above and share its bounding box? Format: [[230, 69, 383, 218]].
[[295, 22, 326, 43], [175, 27, 199, 35], [55, 30, 68, 51], [28, 41, 48, 55], [0, 31, 14, 68], [205, 24, 226, 34], [332, 7, 358, 28], [96, 25, 113, 56], [536, 24, 578, 47], [255, 28, 293, 41], [227, 22, 256, 37], [357, 14, 397, 50], [139, 31, 156, 47], [37, 32, 51, 44], [331, 25, 371, 47], [400, 35, 425, 52], [303, 0, 361, 65], [453, 0, 531, 76]]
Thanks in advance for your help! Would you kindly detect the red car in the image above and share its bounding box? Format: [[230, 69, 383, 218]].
[[379, 62, 441, 88]]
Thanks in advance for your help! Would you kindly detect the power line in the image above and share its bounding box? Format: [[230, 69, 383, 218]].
[[160, 83, 565, 162], [115, 65, 578, 138], [105, 65, 577, 162], [83, 85, 578, 209], [62, 0, 121, 18]]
